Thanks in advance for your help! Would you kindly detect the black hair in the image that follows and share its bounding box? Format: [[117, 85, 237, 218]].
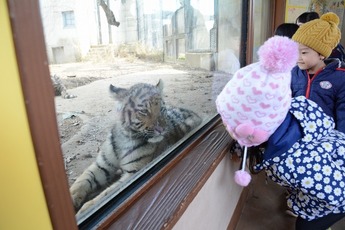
[[295, 12, 320, 24], [274, 23, 299, 38]]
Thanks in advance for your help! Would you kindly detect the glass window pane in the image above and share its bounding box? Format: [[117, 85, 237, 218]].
[[62, 11, 75, 28], [252, 0, 272, 62], [39, 0, 243, 223]]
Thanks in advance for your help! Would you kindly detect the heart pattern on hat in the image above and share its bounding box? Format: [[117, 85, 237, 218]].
[[217, 63, 292, 147]]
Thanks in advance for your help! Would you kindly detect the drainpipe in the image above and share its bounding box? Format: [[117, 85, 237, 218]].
[[96, 0, 102, 44], [107, 0, 112, 43]]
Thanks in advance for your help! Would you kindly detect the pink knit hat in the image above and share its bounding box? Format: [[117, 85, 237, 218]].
[[216, 36, 298, 186]]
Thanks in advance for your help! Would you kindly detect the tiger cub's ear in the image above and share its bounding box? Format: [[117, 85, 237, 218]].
[[109, 84, 128, 100]]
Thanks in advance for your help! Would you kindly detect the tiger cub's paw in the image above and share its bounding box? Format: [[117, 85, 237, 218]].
[[77, 199, 96, 216], [70, 186, 87, 212]]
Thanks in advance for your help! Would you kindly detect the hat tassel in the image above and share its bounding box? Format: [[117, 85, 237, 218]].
[[234, 146, 252, 186]]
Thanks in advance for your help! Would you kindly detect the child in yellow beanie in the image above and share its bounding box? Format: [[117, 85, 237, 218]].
[[291, 12, 345, 133]]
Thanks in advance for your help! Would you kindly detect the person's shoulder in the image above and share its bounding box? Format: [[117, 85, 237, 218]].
[[291, 65, 304, 76], [291, 65, 300, 72], [329, 44, 345, 60], [334, 61, 345, 71], [328, 61, 345, 82], [325, 59, 345, 71], [338, 61, 345, 70]]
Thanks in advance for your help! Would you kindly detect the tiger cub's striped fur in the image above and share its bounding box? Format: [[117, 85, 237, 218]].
[[51, 74, 77, 99], [70, 80, 202, 214]]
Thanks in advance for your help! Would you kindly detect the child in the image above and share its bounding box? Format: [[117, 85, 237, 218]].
[[291, 12, 345, 133], [216, 36, 345, 230], [295, 11, 319, 25], [295, 11, 345, 61], [274, 23, 299, 38], [228, 22, 299, 164]]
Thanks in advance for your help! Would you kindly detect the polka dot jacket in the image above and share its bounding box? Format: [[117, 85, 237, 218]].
[[255, 96, 345, 220]]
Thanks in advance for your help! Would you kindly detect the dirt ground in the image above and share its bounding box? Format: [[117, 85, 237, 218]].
[[50, 58, 231, 186]]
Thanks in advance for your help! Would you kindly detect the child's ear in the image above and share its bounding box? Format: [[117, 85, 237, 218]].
[[320, 55, 325, 60]]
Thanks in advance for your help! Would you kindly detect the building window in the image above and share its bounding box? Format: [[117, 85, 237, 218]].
[[62, 11, 75, 28]]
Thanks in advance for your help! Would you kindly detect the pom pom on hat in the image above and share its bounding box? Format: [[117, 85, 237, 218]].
[[292, 12, 341, 58], [216, 36, 299, 187], [321, 11, 339, 25], [258, 36, 300, 73]]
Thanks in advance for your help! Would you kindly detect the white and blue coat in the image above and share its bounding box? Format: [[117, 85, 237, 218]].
[[255, 96, 345, 220]]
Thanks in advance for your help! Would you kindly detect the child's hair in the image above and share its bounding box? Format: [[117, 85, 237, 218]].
[[295, 11, 319, 24], [274, 23, 299, 38]]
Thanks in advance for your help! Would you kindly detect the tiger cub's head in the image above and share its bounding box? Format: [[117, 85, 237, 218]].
[[110, 80, 167, 143]]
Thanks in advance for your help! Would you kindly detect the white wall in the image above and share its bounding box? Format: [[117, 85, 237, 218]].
[[39, 0, 141, 63], [217, 0, 242, 74], [112, 0, 138, 44], [173, 153, 243, 230], [39, 0, 98, 63]]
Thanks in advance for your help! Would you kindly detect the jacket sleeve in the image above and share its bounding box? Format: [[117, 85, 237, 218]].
[[264, 112, 302, 160], [335, 70, 345, 133], [290, 66, 307, 98]]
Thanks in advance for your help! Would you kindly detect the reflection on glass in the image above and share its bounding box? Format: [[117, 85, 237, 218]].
[[39, 0, 242, 222], [252, 0, 273, 62]]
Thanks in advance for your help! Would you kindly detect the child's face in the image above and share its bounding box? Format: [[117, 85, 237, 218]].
[[296, 43, 325, 73]]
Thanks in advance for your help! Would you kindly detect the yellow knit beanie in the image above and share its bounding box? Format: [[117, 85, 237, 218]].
[[292, 12, 341, 58]]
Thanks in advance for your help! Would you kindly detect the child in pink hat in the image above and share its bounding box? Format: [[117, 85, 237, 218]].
[[216, 36, 298, 147], [216, 36, 299, 186]]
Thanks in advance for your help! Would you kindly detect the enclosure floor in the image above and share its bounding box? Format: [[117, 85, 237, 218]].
[[235, 171, 345, 230]]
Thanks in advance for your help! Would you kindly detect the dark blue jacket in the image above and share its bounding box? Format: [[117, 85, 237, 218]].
[[256, 96, 345, 220], [291, 59, 345, 133]]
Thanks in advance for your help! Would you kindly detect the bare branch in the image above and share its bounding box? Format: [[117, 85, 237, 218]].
[[98, 0, 120, 27]]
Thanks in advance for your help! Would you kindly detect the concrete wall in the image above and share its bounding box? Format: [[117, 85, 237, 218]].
[[216, 0, 241, 74], [110, 0, 138, 45], [185, 52, 214, 70], [39, 0, 142, 63], [173, 154, 243, 229], [183, 0, 241, 74], [39, 0, 98, 63]]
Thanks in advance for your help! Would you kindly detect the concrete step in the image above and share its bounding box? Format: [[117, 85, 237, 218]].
[[83, 45, 116, 61]]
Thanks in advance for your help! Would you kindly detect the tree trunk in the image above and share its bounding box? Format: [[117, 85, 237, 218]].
[[99, 0, 120, 27]]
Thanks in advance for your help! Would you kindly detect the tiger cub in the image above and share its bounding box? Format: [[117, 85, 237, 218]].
[[51, 74, 77, 99], [70, 80, 202, 215]]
